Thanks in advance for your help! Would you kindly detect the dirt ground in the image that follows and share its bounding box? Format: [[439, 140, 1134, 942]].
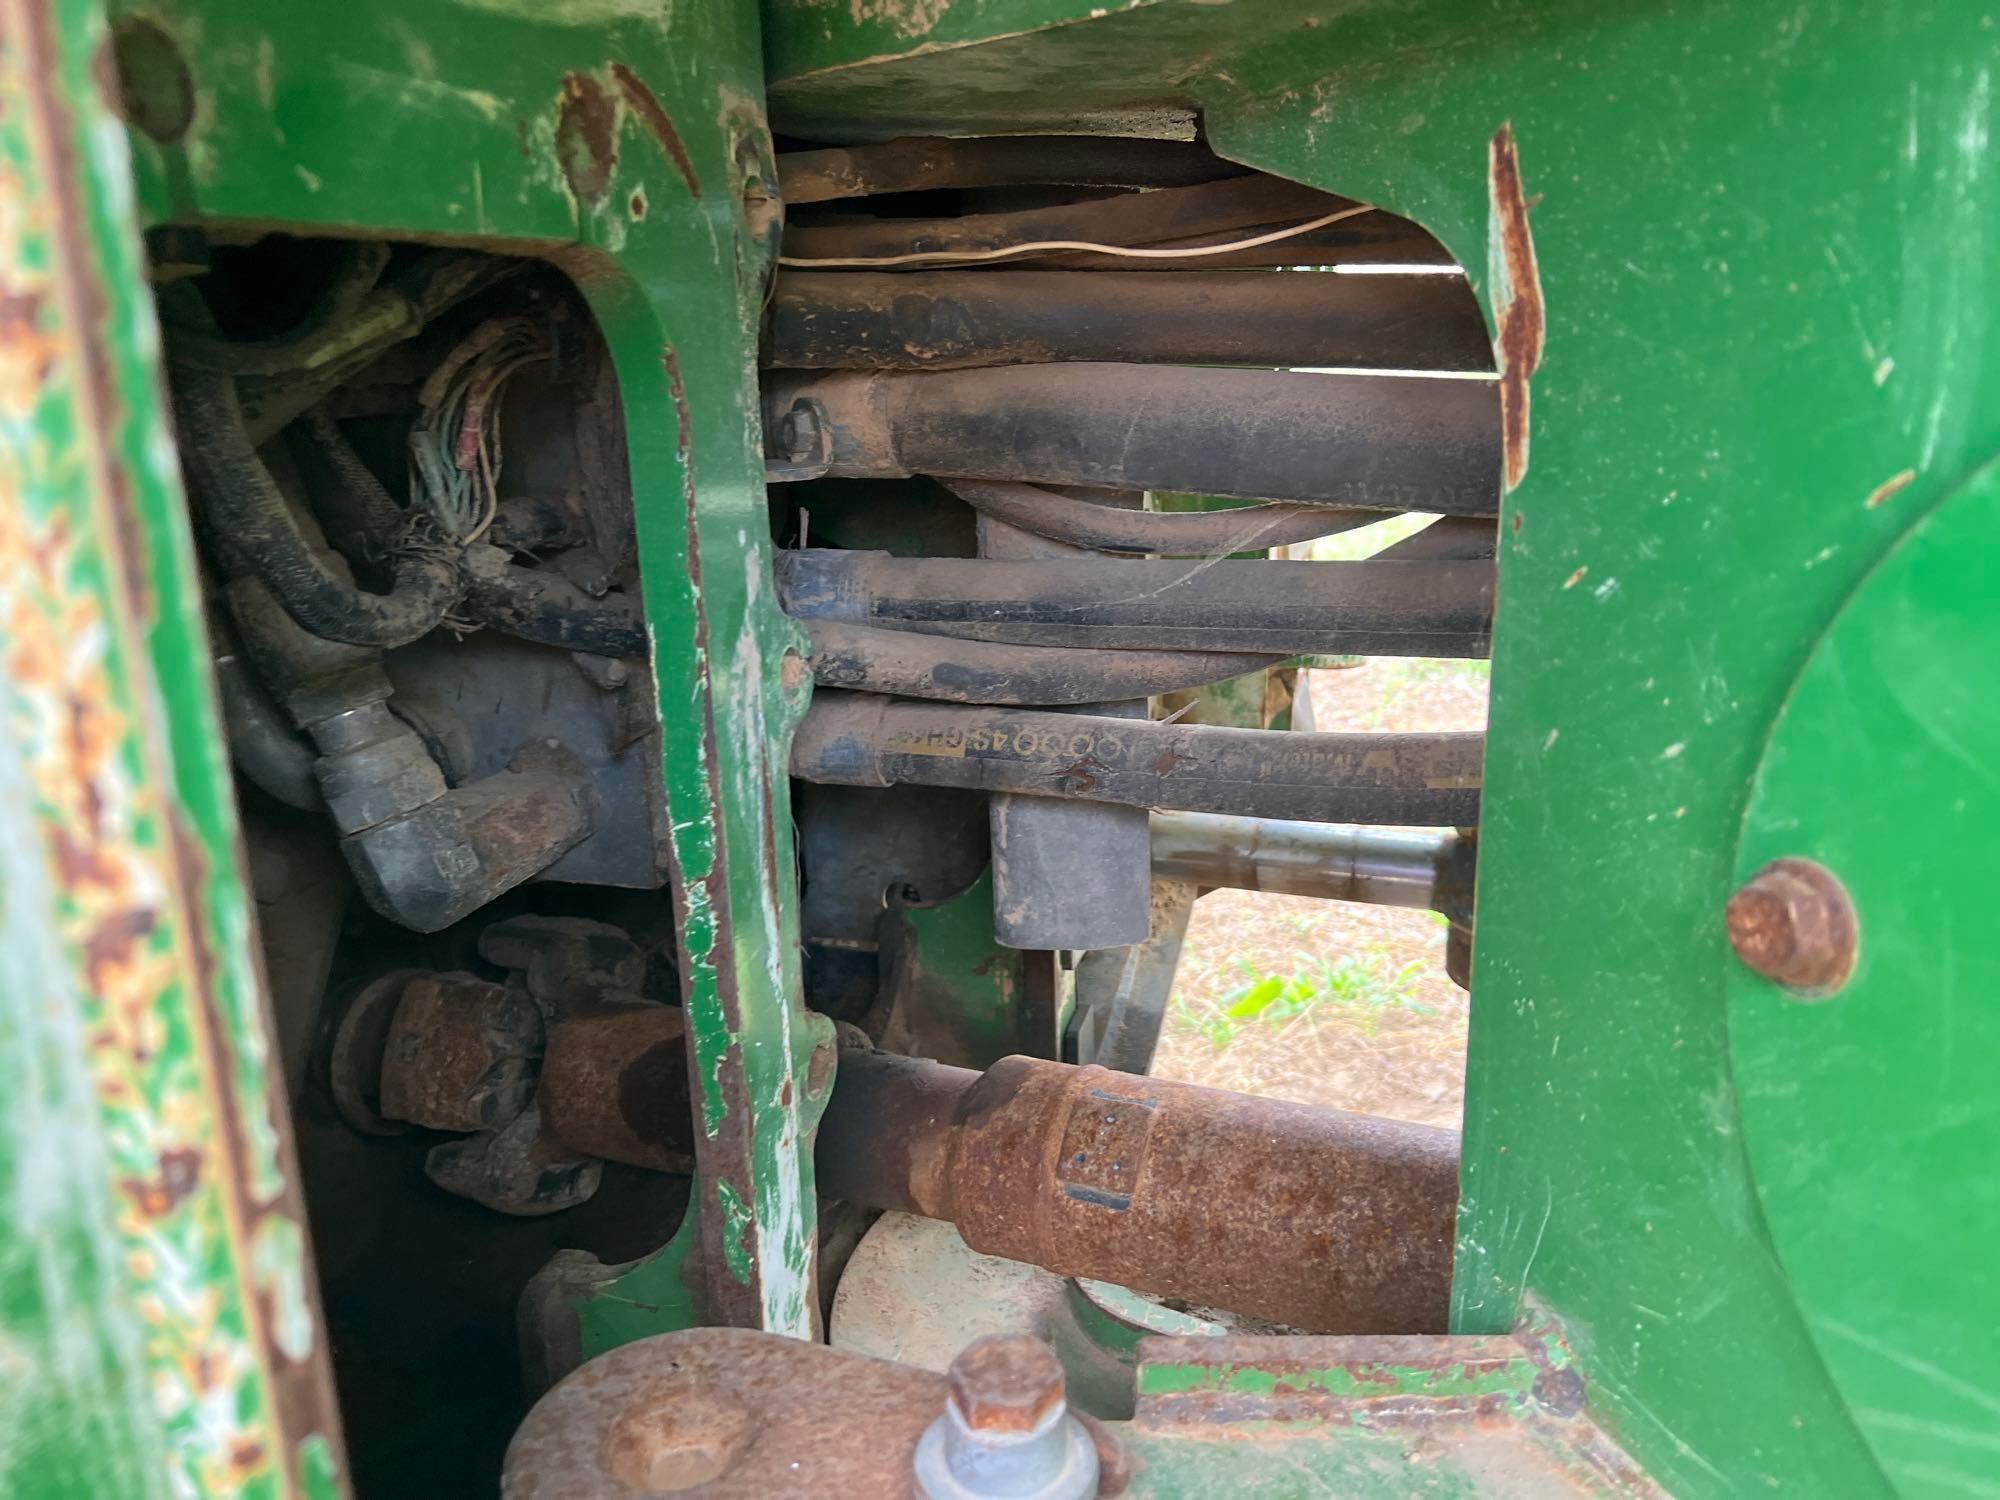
[[1149, 657, 1489, 1130]]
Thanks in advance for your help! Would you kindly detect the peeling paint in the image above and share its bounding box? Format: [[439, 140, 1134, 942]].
[[1487, 123, 1544, 494], [848, 0, 952, 41], [715, 1178, 756, 1284], [555, 70, 617, 207]]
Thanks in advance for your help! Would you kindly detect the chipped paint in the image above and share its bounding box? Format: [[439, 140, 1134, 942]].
[[849, 0, 953, 41], [1865, 467, 1916, 508], [554, 70, 617, 207], [715, 1177, 756, 1284]]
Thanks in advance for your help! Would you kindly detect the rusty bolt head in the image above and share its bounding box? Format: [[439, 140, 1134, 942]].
[[1725, 857, 1857, 997], [946, 1335, 1066, 1434]]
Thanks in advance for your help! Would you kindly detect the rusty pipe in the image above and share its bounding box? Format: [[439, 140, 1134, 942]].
[[371, 977, 695, 1176], [816, 1048, 1459, 1334], [537, 1002, 696, 1174], [764, 363, 1500, 513]]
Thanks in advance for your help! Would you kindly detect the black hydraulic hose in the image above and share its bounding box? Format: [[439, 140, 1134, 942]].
[[765, 363, 1501, 513], [295, 410, 409, 571], [165, 242, 399, 376], [942, 479, 1373, 556], [302, 410, 406, 539], [802, 619, 1278, 706], [793, 691, 1483, 826], [776, 549, 1493, 657], [239, 253, 526, 447], [213, 638, 322, 811], [1375, 514, 1499, 561], [766, 269, 1493, 373], [458, 547, 649, 657], [171, 363, 460, 648]]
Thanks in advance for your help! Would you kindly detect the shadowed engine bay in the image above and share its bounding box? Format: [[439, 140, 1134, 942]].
[[166, 138, 1497, 1493]]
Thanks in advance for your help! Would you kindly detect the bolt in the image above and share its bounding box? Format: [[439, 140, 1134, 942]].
[[1725, 857, 1857, 997], [778, 400, 823, 465], [949, 1335, 1066, 1434], [915, 1335, 1098, 1499]]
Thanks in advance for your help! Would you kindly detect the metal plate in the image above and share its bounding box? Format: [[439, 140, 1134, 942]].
[[1729, 457, 2000, 1498]]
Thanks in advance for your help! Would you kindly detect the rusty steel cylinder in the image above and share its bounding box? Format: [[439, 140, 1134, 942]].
[[537, 1002, 696, 1175], [815, 1048, 1460, 1334]]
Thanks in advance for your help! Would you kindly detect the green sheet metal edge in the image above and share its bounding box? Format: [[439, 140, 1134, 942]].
[[104, 0, 833, 1340], [0, 0, 346, 1492]]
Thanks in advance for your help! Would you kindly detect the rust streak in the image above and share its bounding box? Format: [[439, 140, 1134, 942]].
[[610, 62, 701, 199], [555, 72, 617, 208], [1489, 124, 1544, 493], [1865, 467, 1916, 509]]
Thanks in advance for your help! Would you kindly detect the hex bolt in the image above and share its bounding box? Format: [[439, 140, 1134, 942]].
[[914, 1335, 1099, 1500], [1725, 856, 1858, 997], [778, 399, 824, 465]]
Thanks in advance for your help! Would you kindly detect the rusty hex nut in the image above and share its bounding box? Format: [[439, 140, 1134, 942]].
[[946, 1335, 1066, 1434], [1725, 857, 1857, 997]]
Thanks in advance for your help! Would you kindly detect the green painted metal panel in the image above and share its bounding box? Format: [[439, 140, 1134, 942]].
[[0, 1, 345, 1492], [889, 869, 1058, 1065], [1730, 456, 2000, 1499], [0, 0, 1981, 1487], [766, 1, 1998, 1492], [105, 0, 836, 1337]]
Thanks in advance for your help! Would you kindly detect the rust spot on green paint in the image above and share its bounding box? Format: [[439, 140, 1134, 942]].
[[1489, 123, 1543, 494], [610, 62, 701, 198], [1865, 467, 1915, 508], [556, 72, 617, 207]]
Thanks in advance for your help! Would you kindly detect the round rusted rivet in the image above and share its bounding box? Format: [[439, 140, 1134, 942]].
[[1725, 857, 1857, 998]]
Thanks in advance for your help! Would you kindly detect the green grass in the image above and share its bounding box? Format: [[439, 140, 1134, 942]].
[[1172, 951, 1433, 1052]]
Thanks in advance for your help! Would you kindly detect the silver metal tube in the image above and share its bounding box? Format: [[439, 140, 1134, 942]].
[[1149, 811, 1454, 909]]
